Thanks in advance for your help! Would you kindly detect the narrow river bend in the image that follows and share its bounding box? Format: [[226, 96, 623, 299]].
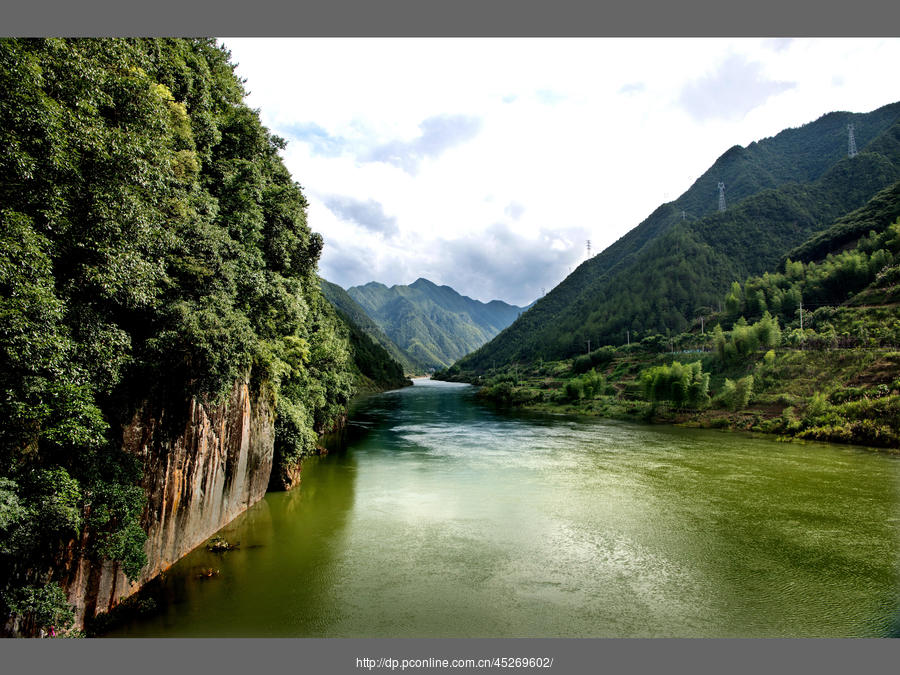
[[107, 379, 900, 637]]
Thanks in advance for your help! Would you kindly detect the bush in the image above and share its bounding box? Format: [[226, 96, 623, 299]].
[[639, 361, 710, 408], [718, 375, 754, 411], [572, 354, 592, 374], [3, 584, 74, 634], [564, 380, 584, 401]]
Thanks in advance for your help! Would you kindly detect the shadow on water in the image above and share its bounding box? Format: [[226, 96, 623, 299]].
[[103, 444, 360, 637], [889, 611, 900, 637], [103, 379, 900, 638]]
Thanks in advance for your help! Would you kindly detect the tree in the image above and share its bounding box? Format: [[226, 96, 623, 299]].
[[640, 361, 710, 408]]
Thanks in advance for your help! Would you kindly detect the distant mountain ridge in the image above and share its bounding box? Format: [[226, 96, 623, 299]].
[[347, 278, 527, 370], [453, 101, 900, 372], [319, 278, 424, 375]]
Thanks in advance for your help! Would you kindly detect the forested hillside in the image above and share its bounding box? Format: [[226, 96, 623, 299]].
[[440, 183, 900, 449], [319, 279, 414, 387], [455, 102, 900, 372], [348, 277, 525, 370], [0, 38, 358, 634], [320, 278, 423, 375]]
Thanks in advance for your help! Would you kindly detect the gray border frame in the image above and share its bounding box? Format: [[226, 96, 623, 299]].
[[3, 637, 900, 674], [1, 0, 899, 673], [1, 0, 899, 37]]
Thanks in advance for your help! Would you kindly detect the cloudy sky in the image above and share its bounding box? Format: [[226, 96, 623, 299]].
[[221, 38, 900, 306]]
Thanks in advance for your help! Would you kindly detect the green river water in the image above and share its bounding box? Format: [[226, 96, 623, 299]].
[[105, 379, 900, 637]]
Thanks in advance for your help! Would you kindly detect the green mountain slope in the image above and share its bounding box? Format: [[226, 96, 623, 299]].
[[720, 179, 900, 341], [347, 278, 526, 370], [319, 278, 420, 380], [455, 102, 900, 372], [784, 180, 900, 264], [446, 183, 900, 449]]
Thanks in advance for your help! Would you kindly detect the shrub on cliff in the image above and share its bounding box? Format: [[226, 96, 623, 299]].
[[0, 38, 356, 634]]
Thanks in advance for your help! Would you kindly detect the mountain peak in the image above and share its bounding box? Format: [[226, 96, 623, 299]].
[[347, 277, 528, 371], [452, 101, 900, 371]]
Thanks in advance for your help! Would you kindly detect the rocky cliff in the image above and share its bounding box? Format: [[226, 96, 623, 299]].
[[61, 378, 274, 629]]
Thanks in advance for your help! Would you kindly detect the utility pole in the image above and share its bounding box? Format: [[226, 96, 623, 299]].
[[700, 315, 705, 334], [626, 330, 630, 346], [586, 239, 592, 257], [586, 339, 591, 354], [717, 182, 726, 212], [848, 123, 858, 158]]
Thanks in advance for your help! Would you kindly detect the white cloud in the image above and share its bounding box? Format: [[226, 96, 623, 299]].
[[321, 195, 398, 237], [365, 114, 483, 174], [678, 53, 796, 122], [222, 37, 900, 305]]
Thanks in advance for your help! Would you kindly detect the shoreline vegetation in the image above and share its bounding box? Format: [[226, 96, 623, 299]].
[[436, 214, 900, 452], [437, 346, 900, 452]]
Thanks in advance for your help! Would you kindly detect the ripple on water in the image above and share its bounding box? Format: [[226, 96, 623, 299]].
[[105, 381, 900, 638]]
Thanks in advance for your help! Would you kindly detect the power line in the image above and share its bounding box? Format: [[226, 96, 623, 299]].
[[717, 182, 726, 212]]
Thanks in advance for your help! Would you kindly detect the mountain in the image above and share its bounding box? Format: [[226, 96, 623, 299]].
[[319, 278, 422, 378], [445, 182, 900, 449], [347, 278, 527, 370], [453, 102, 900, 372]]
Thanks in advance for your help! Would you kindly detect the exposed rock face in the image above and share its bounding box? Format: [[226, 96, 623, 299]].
[[62, 378, 274, 628], [269, 459, 303, 492]]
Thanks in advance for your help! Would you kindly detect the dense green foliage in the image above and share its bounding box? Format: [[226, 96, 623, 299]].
[[711, 314, 782, 364], [572, 346, 617, 374], [319, 278, 423, 376], [717, 375, 754, 411], [722, 213, 900, 346], [455, 103, 900, 372], [347, 278, 525, 370], [443, 182, 900, 450], [784, 180, 900, 264], [0, 38, 356, 634], [640, 361, 710, 408]]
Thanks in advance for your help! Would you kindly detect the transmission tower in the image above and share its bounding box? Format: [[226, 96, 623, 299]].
[[848, 123, 858, 158], [586, 239, 591, 257], [717, 182, 726, 212]]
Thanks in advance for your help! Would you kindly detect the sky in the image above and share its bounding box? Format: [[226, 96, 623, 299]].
[[220, 38, 900, 307]]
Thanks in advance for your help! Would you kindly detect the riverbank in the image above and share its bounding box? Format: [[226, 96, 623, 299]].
[[100, 379, 900, 638], [437, 347, 900, 451]]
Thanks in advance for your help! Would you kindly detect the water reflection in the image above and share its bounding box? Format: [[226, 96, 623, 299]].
[[107, 379, 900, 637], [106, 447, 359, 637]]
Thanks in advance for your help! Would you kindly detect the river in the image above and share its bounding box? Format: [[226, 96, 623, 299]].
[[105, 379, 900, 637]]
